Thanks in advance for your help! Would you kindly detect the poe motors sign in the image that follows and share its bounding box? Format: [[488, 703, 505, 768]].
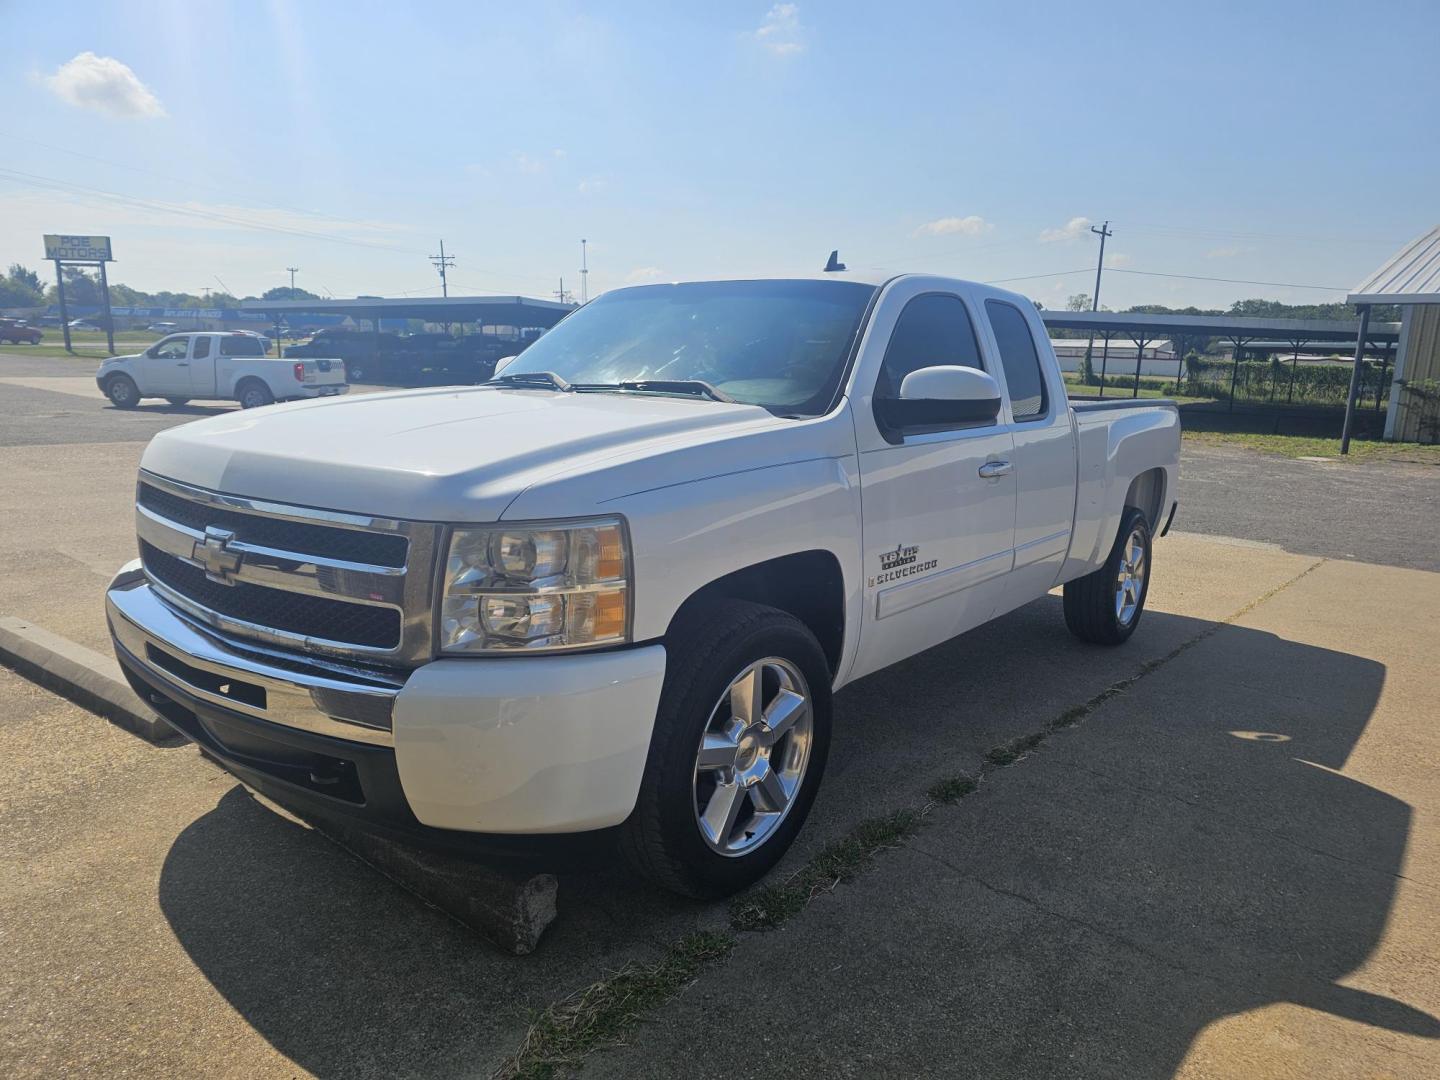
[[44, 234, 114, 262], [45, 233, 117, 350]]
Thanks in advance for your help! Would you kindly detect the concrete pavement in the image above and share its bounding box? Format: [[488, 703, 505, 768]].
[[588, 555, 1440, 1080]]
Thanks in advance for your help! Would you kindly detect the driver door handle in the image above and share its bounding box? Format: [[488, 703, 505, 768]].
[[978, 460, 1012, 479], [176, 361, 189, 366]]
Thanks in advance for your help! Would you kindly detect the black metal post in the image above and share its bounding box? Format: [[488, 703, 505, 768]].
[[1131, 336, 1148, 398], [1340, 304, 1371, 455], [97, 260, 115, 355], [1097, 332, 1110, 398], [54, 259, 72, 352], [1376, 344, 1392, 413], [1228, 340, 1242, 412], [1287, 340, 1301, 403]]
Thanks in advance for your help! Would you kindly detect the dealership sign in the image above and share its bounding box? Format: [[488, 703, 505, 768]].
[[43, 234, 114, 262]]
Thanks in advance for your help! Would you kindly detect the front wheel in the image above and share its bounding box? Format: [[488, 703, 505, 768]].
[[1064, 506, 1152, 645], [105, 374, 140, 409], [621, 600, 832, 898]]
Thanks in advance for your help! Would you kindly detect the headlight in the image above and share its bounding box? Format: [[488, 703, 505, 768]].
[[439, 518, 630, 654]]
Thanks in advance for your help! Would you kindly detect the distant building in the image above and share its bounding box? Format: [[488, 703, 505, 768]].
[[1048, 338, 1176, 377], [1349, 226, 1440, 443]]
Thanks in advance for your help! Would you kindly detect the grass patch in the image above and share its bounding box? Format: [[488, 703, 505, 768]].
[[926, 774, 978, 804], [1183, 429, 1440, 465], [983, 731, 1046, 769], [730, 808, 926, 932], [495, 930, 735, 1080]]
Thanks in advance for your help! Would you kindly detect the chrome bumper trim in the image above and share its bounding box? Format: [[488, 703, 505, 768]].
[[107, 576, 402, 747]]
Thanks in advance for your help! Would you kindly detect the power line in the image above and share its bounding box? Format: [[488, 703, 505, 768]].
[[983, 268, 1092, 284], [0, 166, 420, 253], [1108, 267, 1347, 291]]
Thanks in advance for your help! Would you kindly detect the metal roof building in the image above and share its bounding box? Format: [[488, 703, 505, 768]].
[[238, 294, 575, 330], [1347, 225, 1440, 445]]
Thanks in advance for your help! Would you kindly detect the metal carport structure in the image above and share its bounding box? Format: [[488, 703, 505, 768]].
[[238, 294, 576, 342]]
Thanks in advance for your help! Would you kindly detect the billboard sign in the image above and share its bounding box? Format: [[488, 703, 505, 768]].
[[43, 234, 114, 262]]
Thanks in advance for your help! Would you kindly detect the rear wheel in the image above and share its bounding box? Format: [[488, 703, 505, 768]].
[[621, 600, 831, 898], [1064, 506, 1152, 645], [346, 362, 366, 382], [237, 380, 274, 409], [105, 374, 140, 409]]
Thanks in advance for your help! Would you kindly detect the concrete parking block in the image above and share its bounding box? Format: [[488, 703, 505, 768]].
[[0, 615, 176, 744]]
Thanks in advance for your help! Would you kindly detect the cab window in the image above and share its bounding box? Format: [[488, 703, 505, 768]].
[[192, 336, 212, 360], [220, 335, 266, 357], [985, 300, 1048, 421], [152, 337, 189, 360]]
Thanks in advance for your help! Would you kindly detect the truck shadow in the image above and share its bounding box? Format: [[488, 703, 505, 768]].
[[155, 603, 1435, 1077]]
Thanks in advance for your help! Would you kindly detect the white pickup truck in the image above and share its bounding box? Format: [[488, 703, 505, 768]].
[[105, 274, 1179, 897], [96, 331, 347, 410]]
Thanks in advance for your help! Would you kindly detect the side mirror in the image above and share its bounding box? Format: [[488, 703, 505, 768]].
[[492, 355, 518, 375], [877, 365, 1002, 430]]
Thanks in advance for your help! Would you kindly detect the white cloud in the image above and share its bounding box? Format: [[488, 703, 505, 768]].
[[913, 215, 991, 238], [752, 4, 805, 56], [1038, 216, 1092, 243], [625, 266, 664, 284], [43, 52, 165, 119], [510, 151, 547, 174], [1109, 252, 1131, 267], [577, 175, 607, 194]]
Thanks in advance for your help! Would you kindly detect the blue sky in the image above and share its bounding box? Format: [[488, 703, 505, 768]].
[[2, 0, 1436, 309]]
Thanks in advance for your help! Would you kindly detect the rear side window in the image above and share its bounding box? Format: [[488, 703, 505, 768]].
[[220, 335, 265, 357], [192, 336, 212, 359], [985, 300, 1047, 420], [876, 293, 984, 399]]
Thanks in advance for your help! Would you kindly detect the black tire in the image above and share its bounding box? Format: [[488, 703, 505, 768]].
[[345, 363, 365, 382], [165, 397, 190, 407], [105, 374, 140, 409], [237, 379, 274, 409], [1064, 506, 1153, 645], [620, 600, 832, 898]]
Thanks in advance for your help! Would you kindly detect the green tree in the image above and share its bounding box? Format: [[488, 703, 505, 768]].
[[7, 264, 42, 294], [1066, 293, 1091, 312], [262, 286, 321, 301]]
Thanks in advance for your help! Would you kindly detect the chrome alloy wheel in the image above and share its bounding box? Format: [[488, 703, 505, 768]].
[[1114, 526, 1148, 626], [692, 656, 814, 857]]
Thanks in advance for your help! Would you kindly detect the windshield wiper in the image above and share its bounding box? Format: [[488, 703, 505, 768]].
[[574, 379, 734, 403], [488, 371, 572, 391]]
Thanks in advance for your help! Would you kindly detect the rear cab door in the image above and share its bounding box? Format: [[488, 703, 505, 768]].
[[849, 277, 1018, 680], [977, 295, 1077, 598], [187, 334, 217, 396]]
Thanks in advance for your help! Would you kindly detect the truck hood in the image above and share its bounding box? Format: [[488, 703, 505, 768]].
[[140, 385, 792, 521]]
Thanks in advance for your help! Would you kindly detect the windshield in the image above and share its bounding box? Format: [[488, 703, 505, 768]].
[[500, 279, 877, 415]]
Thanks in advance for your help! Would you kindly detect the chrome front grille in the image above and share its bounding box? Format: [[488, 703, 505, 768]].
[[135, 472, 441, 665]]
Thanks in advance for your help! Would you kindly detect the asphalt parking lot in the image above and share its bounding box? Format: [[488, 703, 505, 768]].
[[2, 351, 1438, 1078]]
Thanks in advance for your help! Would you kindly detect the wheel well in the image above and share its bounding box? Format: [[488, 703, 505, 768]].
[[665, 550, 846, 675], [1124, 468, 1166, 530]]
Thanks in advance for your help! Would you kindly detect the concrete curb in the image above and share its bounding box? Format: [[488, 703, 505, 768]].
[[0, 616, 180, 745], [305, 811, 559, 955]]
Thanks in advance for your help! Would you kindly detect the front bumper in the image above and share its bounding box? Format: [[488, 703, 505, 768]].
[[107, 564, 666, 843]]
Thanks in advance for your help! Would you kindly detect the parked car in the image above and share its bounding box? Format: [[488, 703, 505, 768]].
[[95, 331, 347, 409], [146, 322, 180, 334], [104, 273, 1180, 897], [68, 318, 103, 331], [285, 328, 398, 382], [0, 318, 43, 344]]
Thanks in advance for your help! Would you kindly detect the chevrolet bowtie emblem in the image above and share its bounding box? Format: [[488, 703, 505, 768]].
[[193, 526, 243, 584]]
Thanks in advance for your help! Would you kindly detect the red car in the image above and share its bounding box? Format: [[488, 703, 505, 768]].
[[0, 318, 43, 344]]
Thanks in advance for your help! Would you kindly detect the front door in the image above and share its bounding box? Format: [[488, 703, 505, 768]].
[[851, 285, 1017, 680], [140, 336, 192, 396]]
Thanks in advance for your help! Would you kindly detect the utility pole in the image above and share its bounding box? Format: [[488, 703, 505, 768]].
[[430, 240, 454, 298], [553, 278, 573, 305], [579, 238, 589, 304], [1082, 221, 1112, 390], [286, 266, 299, 294]]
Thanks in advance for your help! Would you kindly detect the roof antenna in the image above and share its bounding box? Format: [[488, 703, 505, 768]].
[[823, 249, 846, 273]]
